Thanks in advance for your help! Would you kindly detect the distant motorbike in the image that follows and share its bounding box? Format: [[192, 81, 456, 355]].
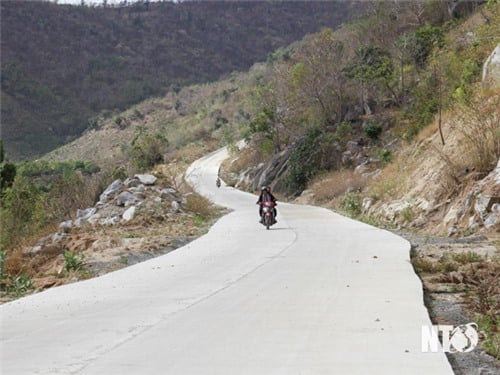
[[259, 201, 277, 230], [216, 178, 221, 188]]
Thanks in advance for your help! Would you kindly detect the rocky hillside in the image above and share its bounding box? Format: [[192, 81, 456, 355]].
[[1, 166, 224, 300], [1, 1, 498, 367]]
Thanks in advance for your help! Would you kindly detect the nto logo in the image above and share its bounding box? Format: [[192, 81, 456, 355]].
[[422, 323, 479, 353]]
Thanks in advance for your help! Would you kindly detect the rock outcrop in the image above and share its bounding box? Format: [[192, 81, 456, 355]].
[[23, 173, 185, 264], [482, 43, 500, 88]]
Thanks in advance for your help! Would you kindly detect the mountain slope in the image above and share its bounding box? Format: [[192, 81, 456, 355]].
[[1, 0, 362, 160]]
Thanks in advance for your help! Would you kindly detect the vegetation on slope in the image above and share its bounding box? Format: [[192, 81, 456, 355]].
[[1, 1, 499, 358], [1, 0, 362, 160]]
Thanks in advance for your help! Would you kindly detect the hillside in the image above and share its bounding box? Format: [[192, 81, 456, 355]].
[[1, 0, 499, 369], [0, 0, 363, 160]]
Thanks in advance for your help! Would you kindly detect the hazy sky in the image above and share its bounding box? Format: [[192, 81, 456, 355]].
[[55, 0, 166, 5]]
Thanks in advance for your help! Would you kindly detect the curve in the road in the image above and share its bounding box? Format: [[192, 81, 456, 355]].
[[0, 147, 453, 374]]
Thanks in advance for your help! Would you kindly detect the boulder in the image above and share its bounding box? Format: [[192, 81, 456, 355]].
[[160, 188, 178, 201], [100, 215, 120, 226], [124, 177, 141, 188], [87, 213, 102, 225], [482, 44, 500, 88], [99, 179, 123, 203], [134, 174, 157, 185], [250, 148, 292, 191], [59, 220, 73, 233], [76, 207, 96, 220], [51, 232, 68, 243], [171, 201, 180, 212], [362, 197, 374, 212], [122, 206, 136, 222], [354, 162, 369, 175], [116, 191, 137, 207], [129, 184, 146, 193]]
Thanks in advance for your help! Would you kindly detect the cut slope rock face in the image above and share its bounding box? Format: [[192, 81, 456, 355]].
[[367, 128, 499, 236], [364, 44, 500, 236]]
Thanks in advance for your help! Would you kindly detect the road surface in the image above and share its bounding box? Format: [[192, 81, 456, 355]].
[[0, 147, 453, 374]]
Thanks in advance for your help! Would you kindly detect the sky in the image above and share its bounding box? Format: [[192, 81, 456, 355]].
[[54, 0, 168, 5]]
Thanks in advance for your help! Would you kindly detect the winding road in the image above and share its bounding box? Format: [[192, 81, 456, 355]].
[[1, 147, 453, 374]]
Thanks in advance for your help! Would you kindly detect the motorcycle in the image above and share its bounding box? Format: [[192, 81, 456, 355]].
[[259, 201, 277, 230], [216, 178, 221, 188]]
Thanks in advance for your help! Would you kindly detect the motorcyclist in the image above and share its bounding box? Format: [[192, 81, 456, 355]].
[[216, 177, 221, 188], [256, 186, 277, 223]]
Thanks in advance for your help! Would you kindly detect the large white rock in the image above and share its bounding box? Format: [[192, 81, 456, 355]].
[[134, 174, 157, 185], [122, 206, 136, 222], [99, 179, 123, 203], [482, 44, 500, 88]]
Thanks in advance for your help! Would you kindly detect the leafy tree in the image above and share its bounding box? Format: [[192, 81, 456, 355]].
[[287, 29, 350, 126], [285, 126, 340, 194], [128, 128, 169, 170], [407, 25, 444, 69], [345, 45, 396, 113], [249, 108, 274, 135]]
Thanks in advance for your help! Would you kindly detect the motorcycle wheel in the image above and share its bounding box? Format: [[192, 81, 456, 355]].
[[265, 216, 270, 230]]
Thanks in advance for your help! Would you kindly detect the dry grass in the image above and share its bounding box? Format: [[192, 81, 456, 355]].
[[310, 169, 367, 202], [415, 111, 452, 143], [225, 146, 265, 174], [455, 87, 500, 175], [367, 158, 408, 201], [186, 193, 216, 218]]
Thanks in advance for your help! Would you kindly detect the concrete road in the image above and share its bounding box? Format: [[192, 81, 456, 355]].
[[1, 147, 453, 374]]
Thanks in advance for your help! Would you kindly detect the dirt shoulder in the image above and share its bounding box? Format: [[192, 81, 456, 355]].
[[397, 230, 500, 374]]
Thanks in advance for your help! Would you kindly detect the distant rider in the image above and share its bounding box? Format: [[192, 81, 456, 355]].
[[256, 186, 277, 223]]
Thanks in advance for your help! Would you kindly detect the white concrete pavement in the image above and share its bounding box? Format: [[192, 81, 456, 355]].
[[0, 147, 453, 374]]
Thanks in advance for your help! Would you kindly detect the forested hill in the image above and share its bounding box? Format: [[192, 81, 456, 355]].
[[1, 0, 363, 160]]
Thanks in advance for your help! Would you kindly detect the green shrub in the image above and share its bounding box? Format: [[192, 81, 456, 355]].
[[334, 121, 352, 144], [476, 314, 500, 360], [128, 130, 169, 170], [377, 148, 392, 163], [363, 121, 383, 140], [341, 191, 362, 216], [1, 274, 33, 296], [1, 160, 104, 252], [452, 251, 485, 264], [249, 108, 274, 135], [407, 25, 444, 68], [64, 250, 85, 272], [0, 176, 47, 249], [401, 206, 414, 222]]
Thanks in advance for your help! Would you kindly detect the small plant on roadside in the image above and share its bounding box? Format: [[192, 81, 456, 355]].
[[1, 251, 33, 296], [341, 192, 362, 217], [8, 274, 33, 296], [476, 314, 500, 360], [452, 251, 486, 264], [357, 214, 392, 229], [401, 206, 414, 222], [411, 256, 438, 274], [64, 250, 85, 272], [119, 255, 129, 265]]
